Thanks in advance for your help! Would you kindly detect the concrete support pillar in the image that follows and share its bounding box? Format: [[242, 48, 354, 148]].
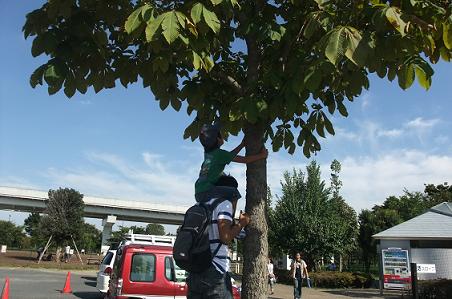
[[101, 215, 117, 255]]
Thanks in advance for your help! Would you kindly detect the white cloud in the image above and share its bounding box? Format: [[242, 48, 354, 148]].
[[377, 129, 404, 138], [338, 150, 452, 211], [405, 117, 440, 130], [360, 92, 372, 110], [4, 147, 452, 217]]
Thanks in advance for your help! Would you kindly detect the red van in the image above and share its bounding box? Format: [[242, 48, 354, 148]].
[[106, 244, 187, 299], [106, 243, 241, 299]]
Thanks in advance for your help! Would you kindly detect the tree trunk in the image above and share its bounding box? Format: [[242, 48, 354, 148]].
[[241, 123, 268, 299], [339, 254, 343, 272], [56, 247, 62, 264]]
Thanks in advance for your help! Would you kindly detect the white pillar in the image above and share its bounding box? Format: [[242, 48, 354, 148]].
[[101, 215, 116, 254]]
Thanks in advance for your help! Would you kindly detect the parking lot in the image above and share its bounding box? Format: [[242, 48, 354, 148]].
[[0, 268, 102, 299], [0, 267, 403, 299]]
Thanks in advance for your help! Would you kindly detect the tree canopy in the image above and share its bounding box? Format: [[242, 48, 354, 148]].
[[23, 0, 452, 157], [41, 188, 85, 247], [269, 160, 357, 269]]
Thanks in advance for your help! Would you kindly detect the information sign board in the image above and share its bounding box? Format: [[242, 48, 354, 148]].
[[382, 248, 411, 289], [417, 264, 436, 273]]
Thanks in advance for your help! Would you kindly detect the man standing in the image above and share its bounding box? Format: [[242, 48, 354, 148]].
[[187, 177, 250, 299]]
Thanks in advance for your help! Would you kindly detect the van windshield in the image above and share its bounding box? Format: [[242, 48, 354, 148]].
[[130, 253, 156, 282]]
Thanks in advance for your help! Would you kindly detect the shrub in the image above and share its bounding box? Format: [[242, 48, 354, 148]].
[[418, 279, 452, 299], [310, 272, 355, 288]]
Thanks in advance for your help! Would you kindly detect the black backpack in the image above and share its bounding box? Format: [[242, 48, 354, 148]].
[[173, 198, 228, 273]]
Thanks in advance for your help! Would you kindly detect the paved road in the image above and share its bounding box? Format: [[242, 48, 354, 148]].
[[0, 267, 403, 299], [0, 267, 102, 299]]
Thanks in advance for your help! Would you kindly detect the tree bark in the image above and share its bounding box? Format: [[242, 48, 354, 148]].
[[241, 122, 268, 299]]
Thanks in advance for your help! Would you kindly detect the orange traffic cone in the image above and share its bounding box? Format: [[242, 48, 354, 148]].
[[61, 272, 72, 293], [1, 276, 9, 299]]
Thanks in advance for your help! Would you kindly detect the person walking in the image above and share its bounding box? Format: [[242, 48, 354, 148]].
[[290, 252, 309, 299], [267, 257, 276, 295]]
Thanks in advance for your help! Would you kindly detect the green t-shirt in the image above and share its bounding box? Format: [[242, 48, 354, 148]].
[[195, 148, 237, 194]]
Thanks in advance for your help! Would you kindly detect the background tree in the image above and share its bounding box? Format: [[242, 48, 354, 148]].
[[271, 162, 334, 270], [23, 0, 452, 295], [327, 160, 358, 272], [0, 221, 26, 249], [79, 223, 102, 253], [145, 223, 165, 235], [40, 188, 85, 261], [24, 212, 45, 247], [108, 226, 131, 248], [424, 182, 452, 204]]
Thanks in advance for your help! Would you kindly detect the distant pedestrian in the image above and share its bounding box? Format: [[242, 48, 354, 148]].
[[290, 252, 309, 299], [267, 257, 276, 295], [64, 245, 70, 263]]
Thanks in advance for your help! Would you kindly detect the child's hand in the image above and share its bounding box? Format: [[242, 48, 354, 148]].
[[260, 147, 268, 159], [239, 211, 251, 227]]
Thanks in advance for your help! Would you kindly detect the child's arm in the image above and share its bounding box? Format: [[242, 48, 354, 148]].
[[233, 147, 268, 164], [230, 138, 245, 155]]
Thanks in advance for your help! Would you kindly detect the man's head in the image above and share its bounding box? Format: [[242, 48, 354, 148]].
[[199, 123, 223, 152]]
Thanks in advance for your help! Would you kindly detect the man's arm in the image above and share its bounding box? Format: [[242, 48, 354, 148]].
[[217, 212, 250, 244]]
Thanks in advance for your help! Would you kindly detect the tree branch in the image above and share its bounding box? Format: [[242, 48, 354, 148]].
[[211, 70, 244, 95]]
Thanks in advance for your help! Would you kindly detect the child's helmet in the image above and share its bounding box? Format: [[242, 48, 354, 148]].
[[199, 123, 221, 149]]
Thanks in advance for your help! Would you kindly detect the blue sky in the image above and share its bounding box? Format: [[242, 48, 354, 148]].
[[1, 1, 452, 232]]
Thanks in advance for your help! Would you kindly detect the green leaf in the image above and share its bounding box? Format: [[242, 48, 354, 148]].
[[31, 35, 45, 57], [141, 4, 153, 20], [210, 0, 223, 5], [170, 97, 182, 111], [202, 8, 221, 34], [439, 47, 450, 62], [444, 18, 452, 50], [192, 51, 203, 70], [161, 11, 180, 44], [175, 12, 187, 29], [64, 78, 76, 98], [30, 65, 46, 88], [304, 68, 322, 92], [344, 27, 365, 66], [337, 101, 348, 117], [415, 66, 431, 90], [397, 64, 415, 90], [191, 3, 203, 24], [203, 56, 214, 72], [145, 14, 164, 42], [385, 7, 407, 36], [159, 97, 170, 110], [125, 6, 144, 34], [325, 27, 347, 65], [322, 112, 335, 135], [44, 64, 62, 85], [270, 30, 281, 41]]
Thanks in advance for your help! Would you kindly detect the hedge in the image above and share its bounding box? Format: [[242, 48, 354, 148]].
[[418, 279, 452, 299], [273, 269, 374, 288]]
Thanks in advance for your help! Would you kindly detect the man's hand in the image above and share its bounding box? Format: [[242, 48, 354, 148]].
[[239, 211, 250, 227], [260, 147, 268, 159]]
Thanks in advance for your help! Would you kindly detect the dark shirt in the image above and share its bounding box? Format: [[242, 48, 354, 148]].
[[295, 264, 302, 279]]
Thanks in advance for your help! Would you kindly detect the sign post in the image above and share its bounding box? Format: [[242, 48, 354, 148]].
[[410, 263, 418, 299]]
